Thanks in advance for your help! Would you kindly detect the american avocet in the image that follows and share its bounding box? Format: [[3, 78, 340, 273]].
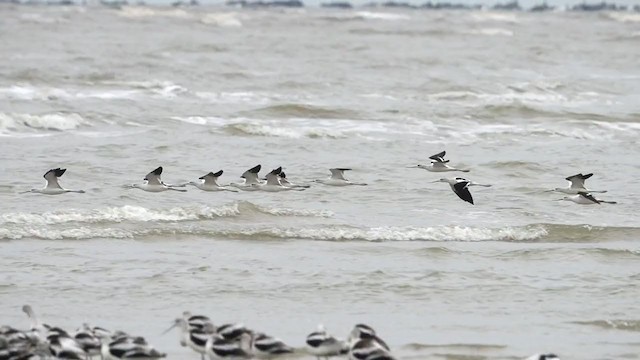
[[347, 324, 389, 350], [230, 165, 263, 191], [163, 319, 211, 360], [205, 332, 252, 360], [306, 324, 348, 359], [184, 171, 238, 192], [433, 177, 487, 205], [552, 173, 606, 194], [250, 332, 294, 358], [47, 332, 87, 360], [316, 168, 367, 186], [409, 151, 470, 173], [253, 167, 306, 192], [129, 167, 186, 192], [526, 354, 559, 360], [74, 324, 102, 358], [557, 192, 616, 205], [100, 334, 165, 360], [21, 168, 85, 195]]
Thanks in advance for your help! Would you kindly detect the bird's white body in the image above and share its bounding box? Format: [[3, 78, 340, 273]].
[[131, 183, 184, 192], [316, 168, 366, 187], [188, 182, 237, 192], [410, 151, 469, 173], [413, 162, 469, 173], [185, 171, 238, 192], [23, 168, 85, 195], [560, 192, 616, 205]]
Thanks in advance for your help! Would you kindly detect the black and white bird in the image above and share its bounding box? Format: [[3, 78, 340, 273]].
[[21, 168, 85, 195], [129, 167, 186, 192], [101, 334, 165, 360], [558, 191, 617, 205], [205, 333, 252, 360], [526, 354, 560, 360], [73, 324, 102, 358], [347, 324, 390, 360], [306, 324, 348, 360], [230, 165, 263, 190], [409, 151, 469, 173], [553, 173, 606, 194], [433, 177, 489, 205], [250, 332, 294, 358], [184, 170, 238, 192], [316, 168, 367, 186], [252, 167, 306, 192], [163, 319, 211, 360]]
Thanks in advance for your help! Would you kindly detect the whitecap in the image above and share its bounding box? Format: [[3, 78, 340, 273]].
[[354, 11, 411, 21], [200, 12, 243, 27], [0, 112, 88, 133], [468, 28, 514, 37]]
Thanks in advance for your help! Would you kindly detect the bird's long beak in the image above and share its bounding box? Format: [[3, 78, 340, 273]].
[[161, 322, 178, 335], [544, 189, 556, 193], [406, 165, 419, 168], [430, 180, 441, 183], [553, 198, 564, 201]]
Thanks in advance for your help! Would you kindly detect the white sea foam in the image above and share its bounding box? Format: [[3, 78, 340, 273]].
[[0, 112, 88, 133], [0, 202, 331, 226], [468, 28, 514, 37], [224, 225, 548, 242], [470, 12, 519, 23], [200, 12, 243, 27], [117, 6, 192, 19], [606, 12, 640, 23], [0, 84, 72, 101], [0, 224, 546, 241], [354, 11, 411, 21]]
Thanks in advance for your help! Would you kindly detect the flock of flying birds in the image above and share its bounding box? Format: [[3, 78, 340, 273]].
[[0, 305, 559, 360], [20, 151, 616, 206]]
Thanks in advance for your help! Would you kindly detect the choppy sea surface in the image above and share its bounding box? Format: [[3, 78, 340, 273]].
[[1, 4, 640, 359]]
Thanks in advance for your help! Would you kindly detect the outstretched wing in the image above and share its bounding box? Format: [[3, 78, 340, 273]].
[[578, 191, 600, 204], [452, 181, 474, 205], [429, 151, 447, 163], [144, 167, 163, 185], [43, 168, 65, 189], [330, 168, 351, 180]]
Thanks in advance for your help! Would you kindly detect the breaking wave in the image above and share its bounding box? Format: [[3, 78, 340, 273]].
[[573, 320, 640, 332], [0, 112, 88, 133], [0, 202, 332, 227], [4, 222, 637, 242], [243, 104, 360, 119]]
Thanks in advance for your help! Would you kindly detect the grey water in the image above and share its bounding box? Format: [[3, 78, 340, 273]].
[[1, 5, 640, 359]]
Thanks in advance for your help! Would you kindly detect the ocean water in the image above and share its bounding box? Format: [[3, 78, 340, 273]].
[[1, 4, 640, 359]]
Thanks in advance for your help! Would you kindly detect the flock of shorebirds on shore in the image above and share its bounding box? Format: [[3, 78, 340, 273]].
[[20, 150, 616, 206], [1, 305, 559, 360]]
